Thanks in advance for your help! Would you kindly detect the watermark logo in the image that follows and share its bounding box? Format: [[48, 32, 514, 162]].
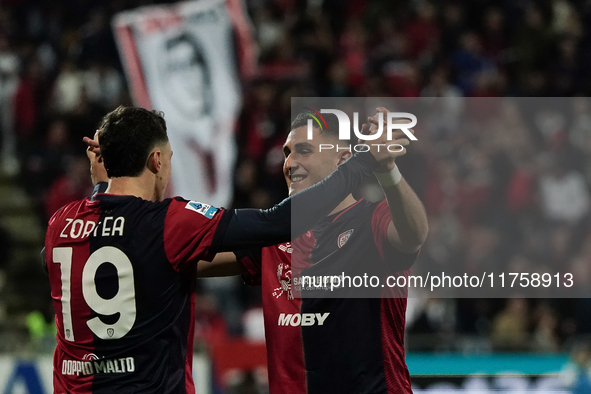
[[303, 107, 328, 132], [304, 108, 417, 152]]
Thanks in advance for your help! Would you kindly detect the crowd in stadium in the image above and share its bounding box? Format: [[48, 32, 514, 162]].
[[1, 0, 591, 356]]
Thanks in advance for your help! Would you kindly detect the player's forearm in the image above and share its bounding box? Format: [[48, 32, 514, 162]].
[[382, 177, 428, 252], [290, 151, 377, 235], [213, 152, 377, 251], [197, 252, 241, 277]]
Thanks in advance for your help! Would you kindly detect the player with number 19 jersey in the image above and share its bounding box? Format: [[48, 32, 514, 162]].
[[44, 146, 380, 393], [45, 193, 226, 394]]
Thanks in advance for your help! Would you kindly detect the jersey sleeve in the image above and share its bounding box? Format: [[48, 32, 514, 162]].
[[212, 151, 378, 251], [234, 248, 263, 286], [163, 198, 228, 271], [371, 200, 419, 271]]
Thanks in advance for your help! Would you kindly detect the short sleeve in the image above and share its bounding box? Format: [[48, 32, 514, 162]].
[[234, 248, 263, 286], [371, 200, 419, 271], [164, 198, 226, 271]]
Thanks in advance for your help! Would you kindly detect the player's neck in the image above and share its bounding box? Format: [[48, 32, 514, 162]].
[[328, 194, 357, 216], [106, 174, 159, 201]]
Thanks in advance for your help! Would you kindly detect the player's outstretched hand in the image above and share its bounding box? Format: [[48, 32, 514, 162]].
[[83, 131, 108, 185], [360, 107, 414, 173]]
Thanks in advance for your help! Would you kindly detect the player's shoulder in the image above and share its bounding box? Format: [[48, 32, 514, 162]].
[[167, 197, 223, 220], [336, 199, 382, 223], [339, 199, 389, 234], [48, 198, 90, 227], [359, 198, 389, 220], [91, 194, 175, 218]]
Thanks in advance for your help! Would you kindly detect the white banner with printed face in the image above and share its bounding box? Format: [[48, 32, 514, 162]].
[[113, 0, 255, 207]]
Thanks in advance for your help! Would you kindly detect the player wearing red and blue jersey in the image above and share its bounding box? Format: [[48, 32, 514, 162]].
[[237, 199, 419, 393], [214, 109, 428, 393], [44, 106, 394, 393]]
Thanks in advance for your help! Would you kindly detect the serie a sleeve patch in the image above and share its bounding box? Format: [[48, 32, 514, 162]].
[[184, 201, 219, 219]]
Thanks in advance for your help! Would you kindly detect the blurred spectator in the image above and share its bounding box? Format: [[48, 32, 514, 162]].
[[552, 0, 576, 35], [421, 67, 462, 98], [568, 98, 591, 181], [77, 8, 119, 68], [0, 33, 19, 174], [570, 232, 591, 312], [440, 3, 465, 54], [21, 118, 74, 199], [463, 225, 500, 276], [68, 85, 106, 143], [13, 57, 47, 149], [514, 5, 552, 86], [83, 61, 124, 110], [241, 82, 280, 161], [505, 156, 537, 216], [44, 155, 92, 218], [325, 60, 354, 97], [452, 32, 495, 95], [194, 294, 229, 346], [550, 36, 581, 95], [200, 276, 245, 336], [233, 158, 260, 208], [242, 307, 265, 343], [51, 60, 84, 114], [532, 303, 561, 352], [539, 155, 590, 224], [481, 8, 507, 63], [338, 20, 367, 90], [491, 298, 530, 351], [254, 6, 284, 53], [404, 2, 439, 61]]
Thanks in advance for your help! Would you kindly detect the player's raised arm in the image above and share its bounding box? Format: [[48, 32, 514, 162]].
[[41, 133, 110, 273], [367, 107, 428, 254]]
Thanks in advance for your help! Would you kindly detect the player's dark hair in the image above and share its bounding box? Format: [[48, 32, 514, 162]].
[[290, 112, 351, 146], [98, 106, 168, 178]]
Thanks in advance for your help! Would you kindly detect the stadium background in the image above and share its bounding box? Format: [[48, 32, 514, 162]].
[[0, 0, 591, 392]]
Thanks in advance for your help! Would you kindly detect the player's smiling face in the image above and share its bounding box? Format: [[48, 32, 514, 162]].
[[283, 126, 349, 196]]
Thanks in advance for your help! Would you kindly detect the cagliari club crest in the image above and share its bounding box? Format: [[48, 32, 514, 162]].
[[272, 262, 293, 300], [338, 229, 354, 248]]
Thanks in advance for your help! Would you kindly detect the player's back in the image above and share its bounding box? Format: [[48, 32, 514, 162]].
[[45, 193, 222, 393]]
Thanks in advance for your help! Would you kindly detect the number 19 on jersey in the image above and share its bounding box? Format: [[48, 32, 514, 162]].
[[52, 246, 137, 341]]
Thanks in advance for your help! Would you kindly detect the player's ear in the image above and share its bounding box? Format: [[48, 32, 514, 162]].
[[146, 148, 162, 174], [337, 147, 352, 165]]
